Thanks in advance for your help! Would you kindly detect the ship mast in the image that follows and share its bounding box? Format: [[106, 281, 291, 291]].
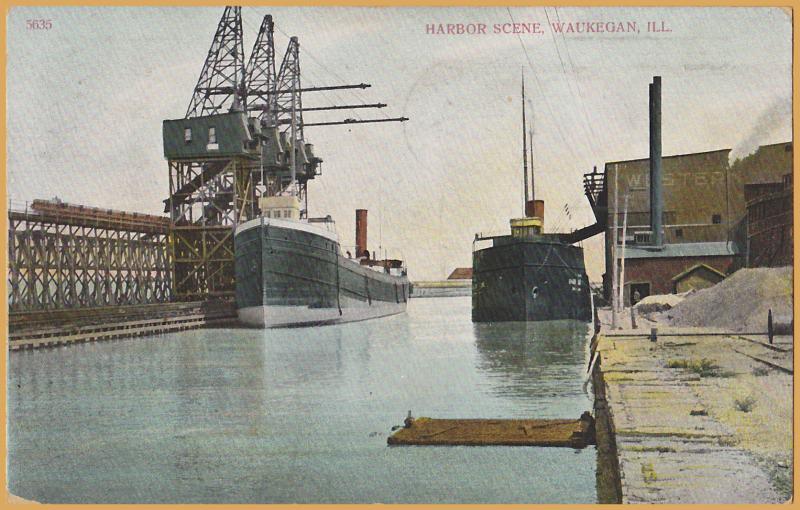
[[521, 70, 529, 214], [529, 125, 535, 203]]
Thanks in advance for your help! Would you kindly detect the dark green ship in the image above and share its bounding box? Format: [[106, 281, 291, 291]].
[[472, 216, 592, 322], [235, 206, 409, 328], [472, 76, 592, 323]]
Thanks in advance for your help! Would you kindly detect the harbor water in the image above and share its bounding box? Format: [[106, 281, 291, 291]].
[[8, 296, 597, 503]]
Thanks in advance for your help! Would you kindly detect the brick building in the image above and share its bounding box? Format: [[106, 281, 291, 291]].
[[603, 142, 791, 304], [745, 173, 792, 267]]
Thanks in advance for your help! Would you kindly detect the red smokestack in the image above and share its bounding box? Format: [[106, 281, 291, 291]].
[[534, 200, 545, 222], [355, 209, 368, 258], [525, 200, 535, 217]]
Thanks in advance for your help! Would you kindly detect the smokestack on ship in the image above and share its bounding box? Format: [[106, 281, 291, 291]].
[[526, 199, 545, 227], [356, 209, 368, 258]]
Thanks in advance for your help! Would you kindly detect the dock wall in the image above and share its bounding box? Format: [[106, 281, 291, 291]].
[[591, 322, 791, 503], [591, 355, 623, 503], [9, 301, 236, 350]]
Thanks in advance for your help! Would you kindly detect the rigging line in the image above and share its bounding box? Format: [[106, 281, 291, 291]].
[[246, 14, 365, 122], [551, 204, 569, 233], [550, 192, 581, 233], [275, 32, 366, 121], [553, 7, 603, 157], [241, 15, 342, 115], [272, 22, 389, 121], [554, 198, 580, 233], [306, 69, 367, 121], [505, 7, 583, 166], [553, 194, 589, 234], [542, 7, 600, 164], [298, 65, 362, 119]]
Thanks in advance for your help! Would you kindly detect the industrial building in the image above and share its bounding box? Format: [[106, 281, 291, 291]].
[[447, 267, 473, 280], [589, 76, 792, 304], [602, 141, 792, 304], [602, 148, 741, 301], [745, 171, 793, 268]]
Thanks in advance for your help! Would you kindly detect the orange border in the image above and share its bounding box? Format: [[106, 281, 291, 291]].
[[0, 2, 796, 509]]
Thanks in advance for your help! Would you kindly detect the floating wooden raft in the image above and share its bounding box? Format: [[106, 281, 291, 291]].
[[388, 414, 595, 448]]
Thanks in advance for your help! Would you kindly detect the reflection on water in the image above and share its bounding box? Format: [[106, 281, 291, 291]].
[[9, 297, 595, 504], [474, 320, 593, 418]]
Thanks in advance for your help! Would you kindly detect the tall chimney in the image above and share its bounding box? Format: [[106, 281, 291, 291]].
[[355, 209, 368, 258], [649, 76, 663, 247]]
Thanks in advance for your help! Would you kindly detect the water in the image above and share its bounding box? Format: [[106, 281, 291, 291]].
[[8, 297, 597, 503]]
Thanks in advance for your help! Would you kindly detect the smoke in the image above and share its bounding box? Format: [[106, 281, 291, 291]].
[[728, 97, 792, 165]]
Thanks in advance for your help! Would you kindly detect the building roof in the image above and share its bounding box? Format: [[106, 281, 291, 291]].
[[623, 242, 740, 259], [670, 263, 727, 282], [604, 148, 731, 168], [447, 267, 473, 280]]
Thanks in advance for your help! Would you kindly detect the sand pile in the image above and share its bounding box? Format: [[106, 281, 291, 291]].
[[634, 292, 689, 314], [663, 266, 793, 332]]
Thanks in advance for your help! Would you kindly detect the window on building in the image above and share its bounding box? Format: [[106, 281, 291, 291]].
[[712, 214, 722, 224], [208, 127, 217, 144], [184, 128, 192, 143], [675, 228, 683, 238]]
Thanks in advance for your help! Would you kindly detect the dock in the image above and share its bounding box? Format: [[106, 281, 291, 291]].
[[591, 317, 792, 503], [410, 280, 471, 298], [388, 415, 595, 448], [9, 301, 237, 350]]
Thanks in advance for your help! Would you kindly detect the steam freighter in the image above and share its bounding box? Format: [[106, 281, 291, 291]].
[[236, 205, 409, 328], [471, 78, 592, 323]]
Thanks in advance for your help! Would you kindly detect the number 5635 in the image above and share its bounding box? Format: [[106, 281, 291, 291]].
[[26, 19, 52, 30]]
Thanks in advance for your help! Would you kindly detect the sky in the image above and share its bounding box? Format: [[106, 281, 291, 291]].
[[7, 7, 792, 281]]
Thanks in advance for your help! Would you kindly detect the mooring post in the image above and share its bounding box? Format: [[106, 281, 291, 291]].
[[631, 305, 637, 329], [650, 327, 657, 342], [768, 308, 774, 345]]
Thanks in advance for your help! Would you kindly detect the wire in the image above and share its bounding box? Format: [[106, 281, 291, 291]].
[[272, 21, 387, 121], [242, 14, 364, 121], [552, 7, 603, 161], [542, 7, 599, 164], [505, 8, 583, 166]]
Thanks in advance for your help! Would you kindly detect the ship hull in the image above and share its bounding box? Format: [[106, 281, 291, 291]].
[[235, 217, 409, 328], [472, 239, 592, 322]]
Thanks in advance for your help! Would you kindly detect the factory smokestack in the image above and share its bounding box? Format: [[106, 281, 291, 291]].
[[649, 76, 663, 247], [355, 209, 368, 258]]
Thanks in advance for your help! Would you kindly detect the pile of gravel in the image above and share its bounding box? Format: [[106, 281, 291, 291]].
[[662, 266, 793, 332], [634, 292, 689, 314]]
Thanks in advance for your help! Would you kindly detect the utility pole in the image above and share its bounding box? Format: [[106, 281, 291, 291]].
[[619, 193, 628, 317], [611, 165, 619, 330]]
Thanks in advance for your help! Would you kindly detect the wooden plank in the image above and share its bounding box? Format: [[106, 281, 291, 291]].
[[8, 313, 230, 339], [387, 415, 594, 448], [9, 319, 209, 349]]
